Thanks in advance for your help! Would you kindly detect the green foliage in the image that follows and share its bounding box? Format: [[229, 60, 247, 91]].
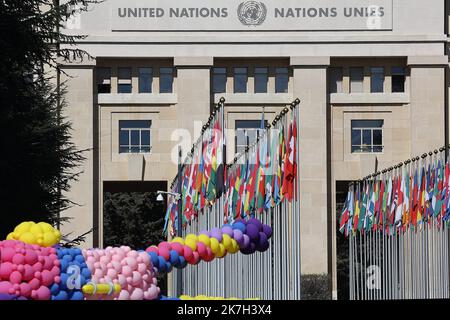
[[103, 192, 165, 250], [301, 274, 331, 300], [0, 1, 100, 239]]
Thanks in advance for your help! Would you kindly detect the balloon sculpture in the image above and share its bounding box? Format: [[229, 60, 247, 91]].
[[0, 218, 272, 300]]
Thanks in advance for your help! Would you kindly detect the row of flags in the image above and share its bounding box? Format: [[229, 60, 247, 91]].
[[339, 156, 450, 237], [164, 106, 298, 235]]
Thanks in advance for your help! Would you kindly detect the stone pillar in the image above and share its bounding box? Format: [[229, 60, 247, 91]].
[[408, 56, 447, 155], [174, 57, 213, 147], [59, 59, 97, 248], [290, 57, 330, 280]]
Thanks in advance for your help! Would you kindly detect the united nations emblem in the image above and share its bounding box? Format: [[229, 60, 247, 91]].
[[237, 1, 267, 26]]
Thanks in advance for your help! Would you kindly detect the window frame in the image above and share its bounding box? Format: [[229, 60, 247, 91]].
[[351, 120, 384, 154], [117, 67, 132, 94], [234, 119, 267, 154], [119, 120, 152, 154], [96, 67, 111, 94], [349, 67, 364, 93]]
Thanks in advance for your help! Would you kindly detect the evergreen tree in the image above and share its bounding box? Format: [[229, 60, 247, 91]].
[[0, 1, 99, 239]]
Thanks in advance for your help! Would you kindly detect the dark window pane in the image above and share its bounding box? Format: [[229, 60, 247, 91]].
[[352, 129, 361, 145], [350, 67, 364, 93], [254, 67, 268, 93], [119, 120, 151, 129], [234, 68, 247, 93], [392, 67, 405, 93], [118, 84, 132, 94], [130, 147, 140, 153], [141, 146, 151, 153], [130, 131, 140, 145], [373, 130, 382, 145], [352, 146, 361, 153], [373, 146, 383, 152], [119, 146, 130, 153], [160, 67, 173, 93], [97, 84, 111, 94], [351, 120, 384, 128], [371, 67, 384, 93], [236, 131, 246, 146], [329, 67, 343, 94], [362, 130, 372, 145], [275, 67, 289, 93], [213, 67, 227, 93], [139, 68, 152, 93], [119, 130, 129, 146], [141, 130, 151, 145]]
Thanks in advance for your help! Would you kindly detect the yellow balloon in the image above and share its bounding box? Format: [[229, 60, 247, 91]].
[[19, 231, 37, 244], [185, 234, 198, 242], [222, 234, 232, 250], [197, 234, 211, 247], [171, 237, 185, 245], [37, 222, 54, 233], [210, 238, 220, 254], [30, 224, 43, 235], [14, 221, 33, 234], [228, 239, 240, 254], [6, 232, 14, 240], [185, 238, 197, 251], [42, 233, 57, 247], [216, 244, 227, 258]]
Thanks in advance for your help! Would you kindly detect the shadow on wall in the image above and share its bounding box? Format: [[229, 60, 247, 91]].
[[301, 274, 331, 300]]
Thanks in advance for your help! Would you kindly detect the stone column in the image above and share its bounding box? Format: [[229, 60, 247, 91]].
[[174, 57, 213, 146], [290, 57, 330, 286], [408, 56, 448, 155], [59, 59, 97, 248]]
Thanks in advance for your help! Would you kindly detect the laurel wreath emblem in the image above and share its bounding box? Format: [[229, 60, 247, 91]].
[[237, 1, 267, 26]]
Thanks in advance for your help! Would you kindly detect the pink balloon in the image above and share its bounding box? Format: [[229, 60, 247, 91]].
[[41, 270, 53, 286], [107, 268, 117, 279], [35, 286, 51, 300], [170, 243, 184, 256], [196, 242, 207, 259], [126, 257, 138, 270], [0, 262, 14, 280], [192, 252, 201, 265], [158, 242, 172, 251], [112, 261, 122, 273], [23, 265, 34, 281], [122, 265, 132, 277], [183, 246, 194, 261], [137, 263, 147, 274], [32, 262, 43, 272], [130, 288, 144, 300], [12, 253, 25, 265], [19, 283, 32, 297], [43, 256, 53, 270], [117, 274, 127, 287], [118, 290, 130, 300], [0, 281, 13, 294], [94, 268, 104, 278], [29, 278, 40, 290], [145, 246, 159, 255], [9, 271, 22, 284], [1, 247, 15, 262], [131, 271, 142, 286], [24, 250, 38, 265], [158, 247, 170, 261]]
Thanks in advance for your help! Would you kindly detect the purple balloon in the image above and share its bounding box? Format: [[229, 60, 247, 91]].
[[262, 224, 273, 239], [245, 224, 260, 242], [256, 240, 270, 252], [241, 234, 250, 249], [199, 230, 210, 237], [241, 242, 256, 255], [233, 229, 244, 246], [247, 218, 263, 231], [210, 228, 223, 243], [221, 226, 234, 237], [258, 232, 268, 247]]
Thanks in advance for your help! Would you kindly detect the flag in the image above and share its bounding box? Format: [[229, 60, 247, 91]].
[[339, 190, 351, 234], [282, 118, 297, 202]]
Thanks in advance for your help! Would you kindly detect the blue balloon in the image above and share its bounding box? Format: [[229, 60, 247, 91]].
[[148, 252, 159, 266], [177, 256, 187, 269], [53, 290, 69, 300], [165, 261, 173, 273], [75, 254, 85, 264], [50, 283, 60, 295], [157, 256, 167, 271], [60, 260, 68, 272], [70, 291, 84, 300], [81, 267, 91, 279], [232, 221, 246, 233], [60, 274, 69, 290], [169, 250, 179, 265], [63, 254, 73, 263]]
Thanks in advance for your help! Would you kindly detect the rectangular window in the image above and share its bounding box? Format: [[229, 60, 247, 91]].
[[275, 67, 289, 93], [118, 67, 132, 94], [392, 67, 406, 93], [351, 120, 384, 153], [235, 119, 267, 154], [119, 120, 152, 154], [254, 67, 268, 93], [160, 67, 174, 93], [213, 67, 227, 93], [371, 67, 385, 93], [329, 67, 343, 94], [234, 67, 248, 93], [96, 67, 111, 93], [138, 67, 153, 93], [350, 67, 364, 93]]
